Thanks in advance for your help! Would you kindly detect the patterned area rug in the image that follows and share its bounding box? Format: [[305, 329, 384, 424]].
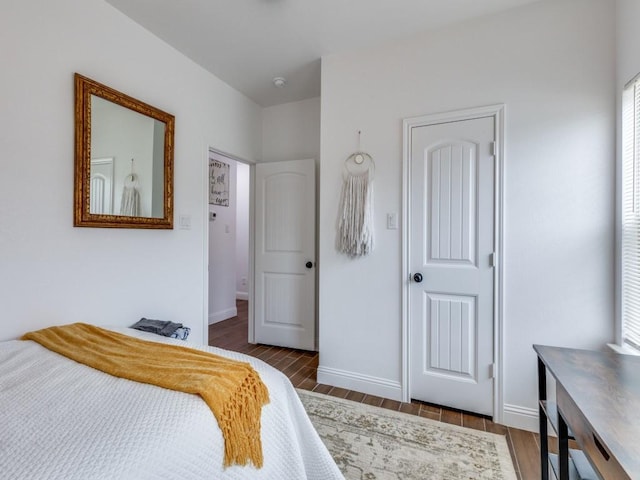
[[298, 390, 517, 480]]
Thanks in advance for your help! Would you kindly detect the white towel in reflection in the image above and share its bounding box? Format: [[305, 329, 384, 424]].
[[120, 174, 141, 216]]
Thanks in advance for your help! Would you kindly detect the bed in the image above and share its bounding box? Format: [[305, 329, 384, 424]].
[[0, 326, 344, 480]]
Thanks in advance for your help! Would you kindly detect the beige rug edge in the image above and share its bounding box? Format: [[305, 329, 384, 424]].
[[297, 388, 518, 480]]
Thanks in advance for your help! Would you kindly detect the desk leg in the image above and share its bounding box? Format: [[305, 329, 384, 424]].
[[558, 412, 569, 480], [537, 358, 549, 480]]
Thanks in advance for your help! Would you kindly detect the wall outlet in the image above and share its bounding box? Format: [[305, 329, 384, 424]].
[[241, 277, 247, 286]]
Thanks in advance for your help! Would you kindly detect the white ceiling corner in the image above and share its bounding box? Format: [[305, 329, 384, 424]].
[[105, 0, 543, 107]]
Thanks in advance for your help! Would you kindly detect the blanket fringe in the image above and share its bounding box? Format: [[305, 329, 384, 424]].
[[219, 372, 270, 468]]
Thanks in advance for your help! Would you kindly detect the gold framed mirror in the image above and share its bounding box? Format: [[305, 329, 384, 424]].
[[74, 73, 174, 229]]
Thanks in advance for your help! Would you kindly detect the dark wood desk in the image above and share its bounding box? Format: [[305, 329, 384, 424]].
[[534, 345, 640, 480]]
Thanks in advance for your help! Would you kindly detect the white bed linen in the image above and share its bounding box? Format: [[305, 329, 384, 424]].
[[0, 327, 344, 480]]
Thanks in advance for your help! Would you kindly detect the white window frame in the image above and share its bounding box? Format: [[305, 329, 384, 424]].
[[619, 73, 640, 353]]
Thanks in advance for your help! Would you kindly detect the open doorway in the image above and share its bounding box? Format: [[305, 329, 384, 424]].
[[207, 149, 251, 346], [206, 151, 318, 351]]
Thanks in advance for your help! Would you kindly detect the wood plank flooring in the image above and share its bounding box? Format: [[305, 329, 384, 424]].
[[209, 300, 541, 480]]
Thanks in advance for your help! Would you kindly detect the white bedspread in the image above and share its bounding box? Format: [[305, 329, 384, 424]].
[[0, 328, 344, 480]]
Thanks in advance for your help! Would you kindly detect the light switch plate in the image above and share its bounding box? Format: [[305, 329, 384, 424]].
[[179, 214, 191, 230], [387, 213, 398, 230]]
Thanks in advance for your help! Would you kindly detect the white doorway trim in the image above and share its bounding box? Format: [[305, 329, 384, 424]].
[[203, 146, 256, 345], [401, 104, 505, 423]]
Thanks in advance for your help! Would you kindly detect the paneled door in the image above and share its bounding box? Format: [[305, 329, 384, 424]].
[[409, 116, 495, 416], [254, 159, 316, 351], [89, 158, 114, 214]]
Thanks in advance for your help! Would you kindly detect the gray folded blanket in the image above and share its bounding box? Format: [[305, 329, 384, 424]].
[[131, 318, 183, 337]]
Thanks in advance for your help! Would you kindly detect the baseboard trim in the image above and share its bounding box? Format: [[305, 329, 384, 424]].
[[317, 366, 402, 401], [502, 403, 538, 432], [236, 291, 248, 301], [208, 307, 237, 325]]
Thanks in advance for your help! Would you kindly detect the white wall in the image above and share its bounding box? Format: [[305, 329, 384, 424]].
[[235, 162, 250, 300], [0, 0, 262, 344], [208, 153, 238, 323], [319, 0, 615, 430], [616, 0, 640, 88], [262, 97, 320, 162]]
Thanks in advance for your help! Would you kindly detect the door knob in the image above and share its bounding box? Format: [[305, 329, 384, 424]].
[[413, 273, 423, 283], [305, 261, 313, 269]]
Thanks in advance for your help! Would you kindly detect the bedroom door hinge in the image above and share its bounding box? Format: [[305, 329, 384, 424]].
[[490, 252, 497, 267], [490, 141, 496, 156], [490, 363, 496, 379]]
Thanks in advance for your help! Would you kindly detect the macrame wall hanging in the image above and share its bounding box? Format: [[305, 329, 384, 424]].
[[337, 131, 375, 258], [120, 158, 141, 217]]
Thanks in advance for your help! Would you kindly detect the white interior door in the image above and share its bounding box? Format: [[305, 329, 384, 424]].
[[254, 159, 316, 351], [90, 158, 114, 214], [409, 116, 495, 416]]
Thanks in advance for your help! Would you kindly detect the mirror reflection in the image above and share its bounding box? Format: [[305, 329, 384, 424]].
[[89, 96, 165, 218]]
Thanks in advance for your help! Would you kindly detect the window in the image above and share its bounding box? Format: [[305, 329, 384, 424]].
[[621, 75, 640, 349]]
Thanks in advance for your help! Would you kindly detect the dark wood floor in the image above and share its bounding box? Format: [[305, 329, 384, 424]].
[[209, 300, 542, 480]]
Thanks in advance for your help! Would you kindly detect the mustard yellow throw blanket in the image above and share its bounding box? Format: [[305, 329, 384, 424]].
[[22, 323, 269, 468]]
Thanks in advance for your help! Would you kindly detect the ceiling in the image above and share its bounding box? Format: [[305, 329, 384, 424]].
[[105, 0, 542, 107]]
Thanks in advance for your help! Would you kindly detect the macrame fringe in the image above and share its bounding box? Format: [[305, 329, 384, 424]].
[[337, 171, 374, 257]]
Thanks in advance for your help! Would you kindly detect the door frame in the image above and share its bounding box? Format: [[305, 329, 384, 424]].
[[401, 104, 505, 422], [203, 147, 256, 345]]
